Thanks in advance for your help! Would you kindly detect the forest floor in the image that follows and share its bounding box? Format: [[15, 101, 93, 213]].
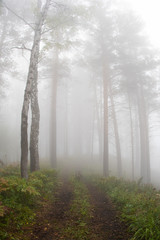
[[23, 176, 132, 240]]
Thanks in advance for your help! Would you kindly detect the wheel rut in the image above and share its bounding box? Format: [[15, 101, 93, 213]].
[[30, 178, 73, 240], [87, 182, 132, 240], [24, 177, 132, 240]]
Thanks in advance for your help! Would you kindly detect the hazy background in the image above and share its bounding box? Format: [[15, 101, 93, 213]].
[[1, 0, 160, 186]]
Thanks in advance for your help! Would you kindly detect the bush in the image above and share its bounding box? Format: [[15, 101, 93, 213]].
[[0, 167, 58, 240]]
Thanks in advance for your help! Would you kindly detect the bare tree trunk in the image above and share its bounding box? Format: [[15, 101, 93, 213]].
[[137, 84, 150, 184], [103, 62, 109, 177], [0, 10, 8, 96], [30, 75, 40, 172], [128, 94, 135, 181], [109, 82, 122, 178], [21, 0, 51, 178], [0, 12, 8, 58], [64, 81, 69, 159], [50, 46, 58, 168], [97, 81, 103, 163], [90, 102, 95, 161]]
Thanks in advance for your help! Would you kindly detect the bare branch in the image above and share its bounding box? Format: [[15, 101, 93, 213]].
[[50, 1, 66, 9], [11, 45, 32, 52], [1, 1, 35, 30]]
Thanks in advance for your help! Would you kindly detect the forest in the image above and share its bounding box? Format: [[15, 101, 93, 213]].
[[1, 0, 160, 239]]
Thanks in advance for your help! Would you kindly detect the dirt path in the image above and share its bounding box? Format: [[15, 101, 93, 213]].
[[87, 183, 132, 240], [23, 177, 132, 240], [30, 178, 73, 240]]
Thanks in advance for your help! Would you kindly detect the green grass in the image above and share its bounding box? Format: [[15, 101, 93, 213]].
[[91, 176, 160, 240], [64, 176, 91, 240], [0, 166, 58, 240]]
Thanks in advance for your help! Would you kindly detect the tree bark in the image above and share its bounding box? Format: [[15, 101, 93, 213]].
[[0, 12, 8, 59], [30, 73, 40, 172]]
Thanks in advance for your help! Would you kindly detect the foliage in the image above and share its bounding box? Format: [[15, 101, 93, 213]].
[[0, 165, 20, 177], [92, 176, 160, 240], [0, 166, 58, 240]]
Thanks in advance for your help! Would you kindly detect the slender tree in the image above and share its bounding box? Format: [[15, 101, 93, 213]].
[[21, 0, 51, 178], [109, 80, 122, 177], [50, 45, 59, 168]]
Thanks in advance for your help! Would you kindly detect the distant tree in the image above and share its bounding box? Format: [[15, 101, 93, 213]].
[[46, 1, 88, 168], [87, 0, 116, 177], [116, 12, 158, 183], [50, 44, 59, 168], [83, 0, 159, 181], [109, 80, 122, 177]]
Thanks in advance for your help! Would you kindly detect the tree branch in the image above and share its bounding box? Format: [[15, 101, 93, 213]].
[[11, 45, 32, 52], [1, 1, 35, 30]]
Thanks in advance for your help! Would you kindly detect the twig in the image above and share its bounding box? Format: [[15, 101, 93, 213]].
[[1, 1, 35, 30], [11, 45, 32, 52]]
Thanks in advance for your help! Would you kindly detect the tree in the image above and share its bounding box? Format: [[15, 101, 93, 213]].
[[116, 12, 158, 183], [50, 45, 59, 168], [109, 80, 122, 177], [21, 0, 51, 178]]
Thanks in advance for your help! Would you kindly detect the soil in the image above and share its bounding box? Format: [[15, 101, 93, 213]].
[[87, 183, 132, 240], [23, 178, 132, 240], [29, 178, 73, 240]]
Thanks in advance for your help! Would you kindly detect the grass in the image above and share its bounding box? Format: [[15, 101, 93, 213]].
[[91, 176, 160, 240], [0, 166, 58, 240], [2, 166, 160, 240], [64, 176, 92, 240]]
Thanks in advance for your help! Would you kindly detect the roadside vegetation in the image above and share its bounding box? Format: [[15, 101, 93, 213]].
[[0, 165, 58, 240], [92, 176, 160, 240], [1, 166, 160, 240]]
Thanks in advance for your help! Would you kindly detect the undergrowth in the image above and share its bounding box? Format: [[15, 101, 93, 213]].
[[64, 176, 91, 240], [0, 166, 58, 240], [92, 176, 160, 240]]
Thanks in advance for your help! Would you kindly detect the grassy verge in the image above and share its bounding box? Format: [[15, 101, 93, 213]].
[[91, 176, 160, 240], [0, 166, 58, 240], [64, 176, 91, 240]]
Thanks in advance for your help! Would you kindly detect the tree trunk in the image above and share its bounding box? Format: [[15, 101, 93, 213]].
[[64, 81, 69, 159], [128, 94, 135, 181], [0, 12, 7, 58], [30, 74, 40, 172], [137, 84, 150, 184], [103, 62, 109, 177], [109, 82, 122, 178], [21, 0, 51, 178], [50, 46, 59, 168], [0, 10, 8, 95], [90, 102, 95, 161]]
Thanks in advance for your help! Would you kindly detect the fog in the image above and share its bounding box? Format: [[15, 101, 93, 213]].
[[1, 0, 160, 185]]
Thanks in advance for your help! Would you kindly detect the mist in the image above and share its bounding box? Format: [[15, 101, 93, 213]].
[[1, 0, 160, 186]]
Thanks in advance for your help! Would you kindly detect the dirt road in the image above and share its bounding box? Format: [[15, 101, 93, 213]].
[[25, 177, 132, 240]]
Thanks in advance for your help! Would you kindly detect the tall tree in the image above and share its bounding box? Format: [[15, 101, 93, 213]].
[[21, 0, 51, 178], [116, 12, 158, 183], [50, 45, 59, 168], [109, 80, 122, 177]]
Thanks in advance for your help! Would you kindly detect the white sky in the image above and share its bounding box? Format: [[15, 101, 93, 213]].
[[125, 0, 160, 48]]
